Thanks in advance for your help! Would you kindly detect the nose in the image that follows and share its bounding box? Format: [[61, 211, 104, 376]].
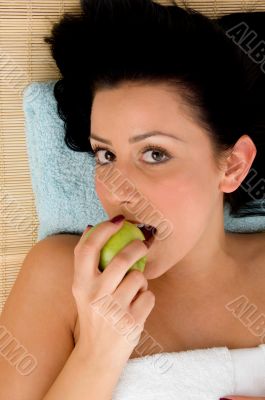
[[112, 176, 136, 203], [96, 161, 141, 207]]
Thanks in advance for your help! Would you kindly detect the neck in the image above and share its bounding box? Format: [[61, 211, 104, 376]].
[[153, 205, 240, 290]]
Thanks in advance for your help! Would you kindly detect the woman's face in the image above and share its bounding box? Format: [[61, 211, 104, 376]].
[[90, 82, 225, 279]]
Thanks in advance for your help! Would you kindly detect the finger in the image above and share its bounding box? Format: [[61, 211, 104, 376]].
[[130, 290, 156, 325], [113, 269, 148, 307], [99, 239, 149, 293], [73, 217, 126, 287], [79, 225, 95, 244]]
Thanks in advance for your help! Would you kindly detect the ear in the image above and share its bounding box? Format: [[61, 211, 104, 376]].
[[219, 134, 257, 194]]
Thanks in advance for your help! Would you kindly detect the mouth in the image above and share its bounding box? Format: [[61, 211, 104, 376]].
[[126, 219, 157, 247]]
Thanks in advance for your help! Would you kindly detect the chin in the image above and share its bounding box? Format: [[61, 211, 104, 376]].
[[143, 260, 165, 280]]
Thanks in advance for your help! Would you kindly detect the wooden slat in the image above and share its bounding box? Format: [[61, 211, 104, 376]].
[[0, 0, 80, 314]]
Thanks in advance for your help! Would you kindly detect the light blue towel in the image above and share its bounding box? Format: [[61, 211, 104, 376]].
[[22, 80, 265, 242], [23, 80, 108, 242]]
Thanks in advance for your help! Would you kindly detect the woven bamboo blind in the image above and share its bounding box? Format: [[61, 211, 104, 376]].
[[1, 0, 265, 315]]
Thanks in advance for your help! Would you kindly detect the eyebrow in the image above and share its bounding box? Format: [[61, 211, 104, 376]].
[[90, 131, 184, 144]]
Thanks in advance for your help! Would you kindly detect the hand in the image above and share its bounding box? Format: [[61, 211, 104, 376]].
[[72, 218, 155, 371], [220, 396, 265, 399]]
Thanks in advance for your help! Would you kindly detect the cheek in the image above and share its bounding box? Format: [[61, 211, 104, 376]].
[[94, 156, 219, 236], [149, 165, 218, 215], [146, 163, 220, 246]]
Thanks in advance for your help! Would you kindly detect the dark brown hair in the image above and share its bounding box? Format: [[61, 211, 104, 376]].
[[44, 0, 265, 216]]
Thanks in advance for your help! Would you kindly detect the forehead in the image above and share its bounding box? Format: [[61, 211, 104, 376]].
[[91, 82, 198, 129], [90, 82, 212, 150], [92, 82, 184, 107]]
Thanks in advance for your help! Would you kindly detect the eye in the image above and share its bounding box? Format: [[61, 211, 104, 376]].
[[90, 145, 115, 166], [141, 145, 171, 164], [91, 144, 172, 166]]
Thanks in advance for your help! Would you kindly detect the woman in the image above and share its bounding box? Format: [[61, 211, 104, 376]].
[[1, 0, 265, 399]]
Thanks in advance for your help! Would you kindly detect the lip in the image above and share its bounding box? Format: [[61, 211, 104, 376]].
[[126, 219, 143, 224], [126, 219, 156, 246], [126, 219, 155, 228]]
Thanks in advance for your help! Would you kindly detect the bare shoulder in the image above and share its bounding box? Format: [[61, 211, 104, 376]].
[[0, 233, 81, 399], [23, 233, 82, 327], [28, 232, 81, 258]]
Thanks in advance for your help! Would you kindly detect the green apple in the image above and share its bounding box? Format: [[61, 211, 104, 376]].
[[84, 221, 147, 273]]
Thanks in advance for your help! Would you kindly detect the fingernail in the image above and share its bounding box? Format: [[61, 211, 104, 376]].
[[110, 215, 125, 224], [84, 225, 93, 234]]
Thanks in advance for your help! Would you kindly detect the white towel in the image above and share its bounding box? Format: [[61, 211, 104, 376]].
[[112, 345, 265, 400], [230, 344, 265, 396]]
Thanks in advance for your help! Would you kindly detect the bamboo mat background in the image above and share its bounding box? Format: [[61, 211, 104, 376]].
[[1, 0, 265, 314]]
